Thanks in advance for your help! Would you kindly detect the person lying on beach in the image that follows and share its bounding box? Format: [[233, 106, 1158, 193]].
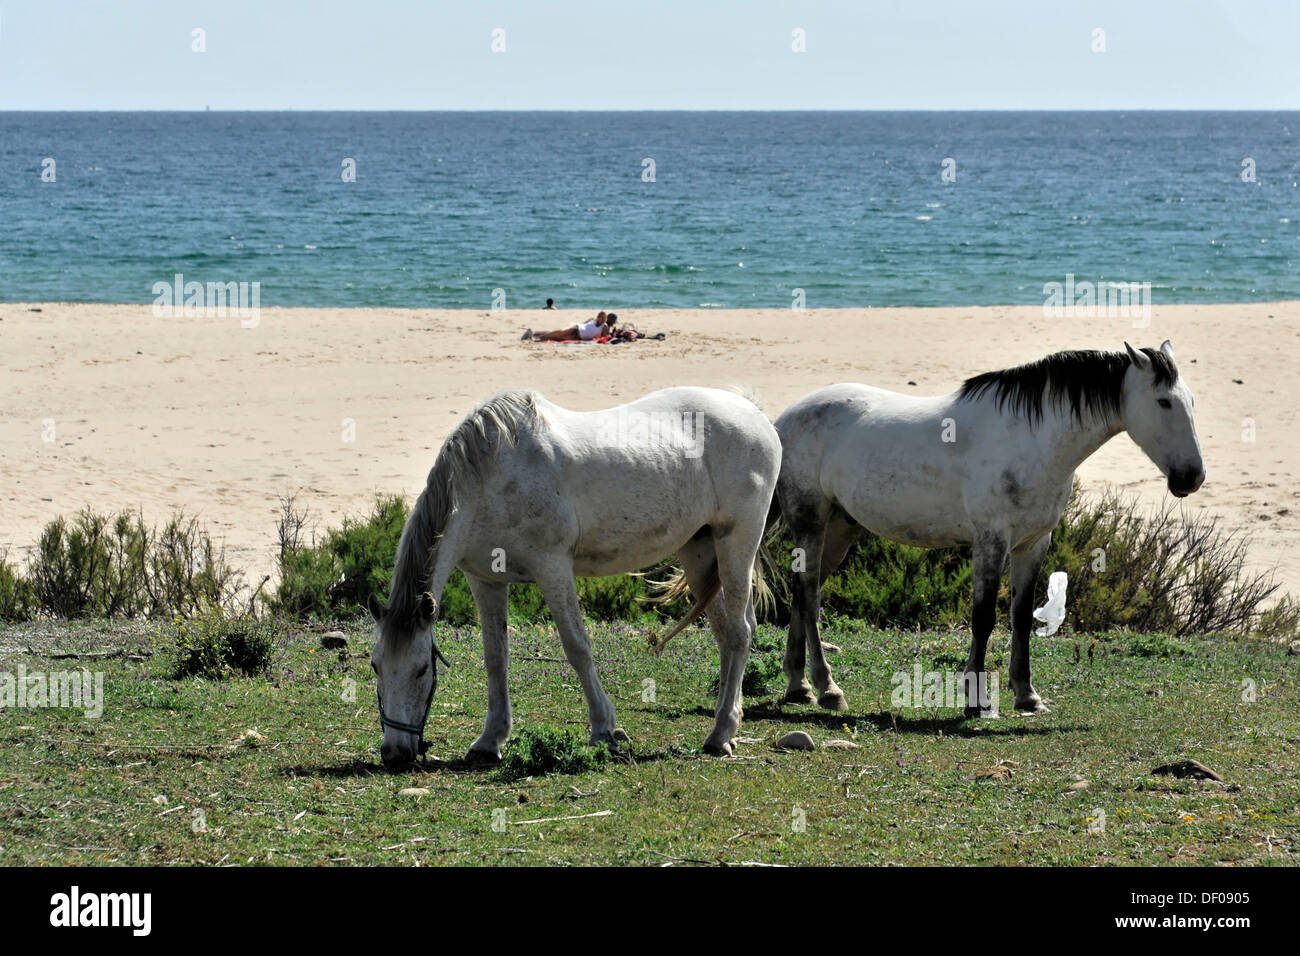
[[522, 312, 609, 342]]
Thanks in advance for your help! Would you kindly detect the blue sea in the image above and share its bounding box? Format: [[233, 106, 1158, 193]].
[[1, 111, 1297, 308]]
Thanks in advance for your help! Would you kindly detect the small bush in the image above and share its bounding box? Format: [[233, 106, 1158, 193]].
[[148, 514, 246, 617], [0, 552, 33, 622], [170, 606, 276, 679], [496, 726, 609, 782], [272, 493, 409, 619], [1124, 633, 1188, 658], [23, 508, 245, 620], [1040, 488, 1295, 638]]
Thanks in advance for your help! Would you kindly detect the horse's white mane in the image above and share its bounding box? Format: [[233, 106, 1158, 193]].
[[385, 389, 541, 630]]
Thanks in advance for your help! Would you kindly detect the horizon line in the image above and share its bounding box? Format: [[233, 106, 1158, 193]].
[[4, 106, 1300, 114]]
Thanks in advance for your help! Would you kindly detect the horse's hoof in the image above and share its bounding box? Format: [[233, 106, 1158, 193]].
[[612, 728, 631, 743], [464, 747, 502, 765], [1016, 699, 1050, 715], [702, 739, 734, 757], [817, 688, 848, 712], [783, 685, 817, 705]]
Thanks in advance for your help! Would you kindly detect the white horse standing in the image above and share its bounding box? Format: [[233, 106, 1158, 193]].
[[773, 342, 1205, 715], [368, 386, 780, 769]]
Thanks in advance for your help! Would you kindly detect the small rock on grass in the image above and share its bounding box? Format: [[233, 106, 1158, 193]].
[[399, 787, 429, 797], [235, 728, 267, 748], [975, 759, 1017, 780], [1067, 779, 1090, 791], [777, 731, 816, 751], [320, 631, 348, 650], [823, 739, 859, 750], [1288, 639, 1300, 656]]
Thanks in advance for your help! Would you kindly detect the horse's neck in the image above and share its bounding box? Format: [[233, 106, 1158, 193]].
[[397, 500, 471, 611], [1035, 408, 1125, 481], [426, 507, 471, 604]]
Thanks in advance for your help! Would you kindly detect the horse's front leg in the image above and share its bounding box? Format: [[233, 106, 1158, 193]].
[[536, 569, 621, 749], [466, 576, 512, 762], [963, 529, 1008, 718], [1009, 535, 1052, 714]]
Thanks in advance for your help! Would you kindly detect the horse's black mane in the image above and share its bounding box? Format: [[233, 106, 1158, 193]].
[[958, 348, 1178, 426]]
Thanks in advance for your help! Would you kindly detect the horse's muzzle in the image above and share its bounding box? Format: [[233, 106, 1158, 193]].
[[381, 741, 416, 771], [1168, 466, 1205, 498]]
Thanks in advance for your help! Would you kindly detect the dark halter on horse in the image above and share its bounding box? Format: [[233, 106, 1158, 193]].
[[377, 640, 450, 756]]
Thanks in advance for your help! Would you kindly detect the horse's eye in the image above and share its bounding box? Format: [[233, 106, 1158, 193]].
[[1157, 398, 1172, 409], [416, 663, 429, 678], [370, 661, 378, 674]]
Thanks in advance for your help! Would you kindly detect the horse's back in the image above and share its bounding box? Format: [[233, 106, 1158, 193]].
[[465, 386, 779, 577], [775, 383, 973, 546]]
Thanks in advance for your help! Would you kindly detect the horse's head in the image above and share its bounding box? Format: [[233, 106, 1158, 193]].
[[367, 590, 444, 771], [1122, 340, 1205, 498]]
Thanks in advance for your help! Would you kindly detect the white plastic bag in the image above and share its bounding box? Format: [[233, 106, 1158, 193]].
[[1032, 571, 1068, 636]]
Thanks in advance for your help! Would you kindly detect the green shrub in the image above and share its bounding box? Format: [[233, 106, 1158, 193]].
[[0, 553, 33, 622], [272, 494, 409, 619], [496, 726, 609, 782], [1124, 633, 1188, 658], [25, 508, 243, 620], [758, 525, 971, 629], [170, 606, 276, 678], [1039, 488, 1294, 638], [148, 514, 245, 617], [270, 485, 1294, 640]]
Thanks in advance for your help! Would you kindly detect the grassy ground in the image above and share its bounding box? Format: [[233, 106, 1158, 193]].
[[0, 615, 1296, 866]]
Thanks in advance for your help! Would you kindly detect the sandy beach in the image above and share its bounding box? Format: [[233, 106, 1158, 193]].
[[2, 302, 1297, 598]]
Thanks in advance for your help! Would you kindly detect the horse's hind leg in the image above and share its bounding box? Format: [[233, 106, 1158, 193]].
[[705, 524, 764, 757], [785, 502, 852, 711], [780, 497, 828, 705], [676, 534, 743, 736], [1009, 534, 1051, 714], [962, 529, 1008, 718], [536, 567, 620, 748], [466, 575, 511, 762], [806, 509, 860, 711]]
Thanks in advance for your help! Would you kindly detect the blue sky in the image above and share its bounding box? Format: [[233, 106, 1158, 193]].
[[2, 0, 1296, 110]]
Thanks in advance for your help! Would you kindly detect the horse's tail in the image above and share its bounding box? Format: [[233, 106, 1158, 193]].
[[646, 494, 783, 655], [645, 565, 720, 655], [722, 382, 765, 415]]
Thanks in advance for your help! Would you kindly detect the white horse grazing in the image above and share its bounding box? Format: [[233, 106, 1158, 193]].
[[773, 342, 1205, 716], [368, 386, 780, 769]]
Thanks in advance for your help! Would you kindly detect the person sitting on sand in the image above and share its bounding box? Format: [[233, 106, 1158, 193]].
[[522, 311, 609, 342]]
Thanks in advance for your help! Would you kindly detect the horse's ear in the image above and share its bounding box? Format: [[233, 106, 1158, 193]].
[[367, 593, 387, 622], [418, 591, 437, 623], [1124, 342, 1151, 371], [1159, 339, 1175, 360]]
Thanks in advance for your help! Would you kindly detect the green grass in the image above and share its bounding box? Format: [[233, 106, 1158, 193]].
[[0, 616, 1296, 866]]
